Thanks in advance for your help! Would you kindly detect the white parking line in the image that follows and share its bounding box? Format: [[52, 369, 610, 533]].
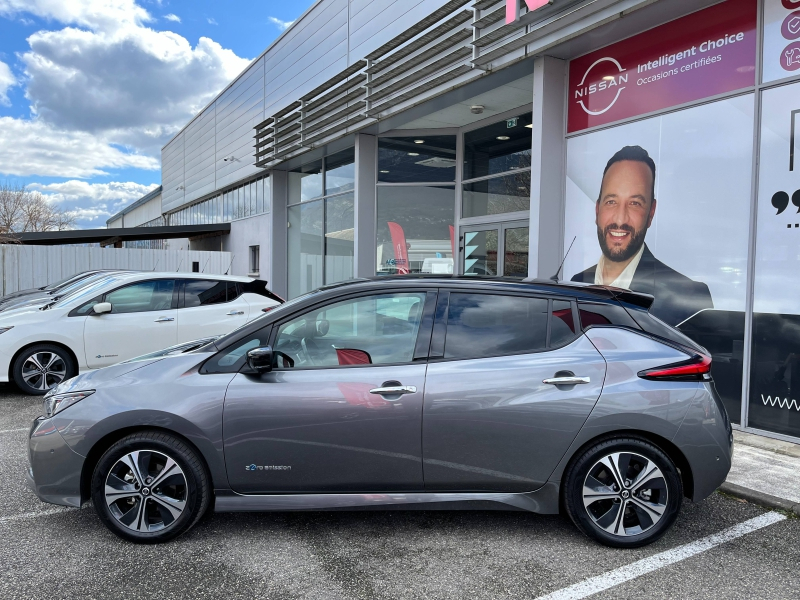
[[0, 508, 72, 523], [0, 427, 27, 434], [535, 512, 787, 600]]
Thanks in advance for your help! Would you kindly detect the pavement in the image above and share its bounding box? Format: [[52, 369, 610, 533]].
[[721, 430, 800, 515], [2, 385, 799, 599]]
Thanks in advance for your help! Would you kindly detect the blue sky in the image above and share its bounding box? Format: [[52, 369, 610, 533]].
[[0, 0, 314, 228]]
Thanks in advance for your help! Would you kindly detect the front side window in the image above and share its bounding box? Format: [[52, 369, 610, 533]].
[[104, 280, 175, 314], [274, 293, 426, 368], [202, 327, 271, 374]]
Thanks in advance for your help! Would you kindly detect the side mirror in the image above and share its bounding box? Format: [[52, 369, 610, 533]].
[[246, 346, 273, 373], [92, 302, 112, 315]]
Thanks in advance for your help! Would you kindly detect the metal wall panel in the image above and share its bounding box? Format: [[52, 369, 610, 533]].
[[125, 193, 162, 227], [162, 133, 185, 213]]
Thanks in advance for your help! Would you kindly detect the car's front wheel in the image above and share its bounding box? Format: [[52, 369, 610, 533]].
[[91, 431, 211, 543], [12, 344, 76, 395], [563, 437, 683, 548]]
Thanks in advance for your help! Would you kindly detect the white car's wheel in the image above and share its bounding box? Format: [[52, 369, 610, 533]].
[[13, 344, 75, 395]]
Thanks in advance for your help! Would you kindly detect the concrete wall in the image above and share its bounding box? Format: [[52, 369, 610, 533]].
[[190, 213, 273, 281], [0, 246, 233, 295], [161, 0, 455, 214]]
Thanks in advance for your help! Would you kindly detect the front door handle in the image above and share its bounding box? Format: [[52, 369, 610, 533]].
[[543, 376, 590, 385], [369, 385, 417, 396], [226, 310, 245, 316], [154, 316, 175, 323]]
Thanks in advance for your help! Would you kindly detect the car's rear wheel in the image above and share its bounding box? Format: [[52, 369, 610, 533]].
[[12, 344, 76, 395], [563, 437, 683, 548], [91, 431, 210, 543]]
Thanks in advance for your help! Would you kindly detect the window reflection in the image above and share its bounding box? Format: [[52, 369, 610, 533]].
[[378, 136, 457, 183], [463, 114, 533, 180], [463, 171, 531, 218]]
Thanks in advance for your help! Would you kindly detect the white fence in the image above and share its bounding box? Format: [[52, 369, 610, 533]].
[[0, 245, 233, 295]]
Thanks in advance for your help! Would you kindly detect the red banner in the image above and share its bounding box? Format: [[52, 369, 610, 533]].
[[387, 221, 410, 275], [567, 0, 757, 134]]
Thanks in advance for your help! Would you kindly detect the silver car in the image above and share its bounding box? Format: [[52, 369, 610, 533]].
[[27, 277, 732, 547]]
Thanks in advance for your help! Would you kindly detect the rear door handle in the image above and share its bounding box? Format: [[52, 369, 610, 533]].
[[154, 316, 175, 323], [543, 377, 590, 385], [226, 310, 245, 316], [369, 385, 417, 396]]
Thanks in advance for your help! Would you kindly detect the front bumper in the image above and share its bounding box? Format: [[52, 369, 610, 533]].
[[28, 416, 85, 508]]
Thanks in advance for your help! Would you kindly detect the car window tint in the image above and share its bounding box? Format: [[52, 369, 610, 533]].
[[227, 281, 241, 302], [551, 300, 577, 347], [106, 280, 175, 314], [274, 293, 426, 368], [577, 301, 640, 331], [444, 294, 548, 359], [184, 280, 229, 307]]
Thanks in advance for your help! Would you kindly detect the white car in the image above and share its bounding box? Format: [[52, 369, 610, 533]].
[[0, 272, 282, 395]]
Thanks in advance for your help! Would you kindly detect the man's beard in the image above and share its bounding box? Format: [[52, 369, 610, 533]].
[[597, 223, 647, 263]]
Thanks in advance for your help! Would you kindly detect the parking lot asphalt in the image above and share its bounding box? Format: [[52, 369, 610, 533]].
[[2, 385, 799, 600]]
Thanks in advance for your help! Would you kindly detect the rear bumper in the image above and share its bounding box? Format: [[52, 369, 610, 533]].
[[27, 417, 85, 508], [673, 382, 734, 501]]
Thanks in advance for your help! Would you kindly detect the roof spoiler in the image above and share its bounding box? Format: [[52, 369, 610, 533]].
[[607, 287, 655, 310]]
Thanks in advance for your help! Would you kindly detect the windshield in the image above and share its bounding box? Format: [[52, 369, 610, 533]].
[[44, 272, 90, 291], [53, 273, 132, 307], [50, 272, 122, 299]]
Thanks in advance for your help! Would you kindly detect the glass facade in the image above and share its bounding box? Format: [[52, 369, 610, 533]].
[[167, 175, 270, 226], [287, 149, 355, 298]]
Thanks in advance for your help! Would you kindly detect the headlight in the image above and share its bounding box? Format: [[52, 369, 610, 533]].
[[43, 390, 94, 418], [0, 326, 13, 334]]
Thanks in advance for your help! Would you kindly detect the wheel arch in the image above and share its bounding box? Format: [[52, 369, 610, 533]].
[[79, 426, 215, 507], [9, 340, 81, 382], [559, 429, 695, 501]]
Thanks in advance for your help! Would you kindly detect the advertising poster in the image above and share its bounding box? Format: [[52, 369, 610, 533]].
[[763, 0, 800, 83], [567, 0, 756, 133], [563, 95, 755, 421], [749, 81, 800, 436]]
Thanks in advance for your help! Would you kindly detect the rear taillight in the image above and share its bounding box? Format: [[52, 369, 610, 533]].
[[638, 353, 711, 382]]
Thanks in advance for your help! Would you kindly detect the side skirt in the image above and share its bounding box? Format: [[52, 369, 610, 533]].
[[214, 483, 561, 514]]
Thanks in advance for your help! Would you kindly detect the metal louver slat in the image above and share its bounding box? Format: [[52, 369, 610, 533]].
[[303, 114, 369, 146], [254, 116, 274, 131], [304, 79, 366, 114], [369, 64, 474, 115], [472, 21, 523, 47], [369, 29, 472, 88], [273, 101, 301, 119], [275, 120, 301, 136], [473, 0, 502, 10], [368, 47, 472, 103], [300, 60, 367, 102], [367, 11, 473, 75], [473, 6, 505, 28], [365, 0, 473, 60], [304, 101, 367, 135]]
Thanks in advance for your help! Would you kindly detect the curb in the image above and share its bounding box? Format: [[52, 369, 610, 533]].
[[719, 482, 800, 517]]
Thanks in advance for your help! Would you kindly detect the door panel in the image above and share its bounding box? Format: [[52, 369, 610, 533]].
[[176, 297, 249, 342], [223, 365, 426, 493], [84, 310, 177, 368], [422, 334, 606, 492]]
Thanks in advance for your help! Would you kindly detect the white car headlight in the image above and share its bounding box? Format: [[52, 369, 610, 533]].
[[43, 390, 94, 418]]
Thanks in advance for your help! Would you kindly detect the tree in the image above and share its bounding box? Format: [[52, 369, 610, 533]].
[[0, 183, 76, 240]]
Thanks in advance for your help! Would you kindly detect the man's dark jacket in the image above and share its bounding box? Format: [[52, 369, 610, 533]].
[[570, 244, 713, 326]]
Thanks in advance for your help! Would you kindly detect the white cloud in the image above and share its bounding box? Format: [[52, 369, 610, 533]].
[[29, 180, 158, 204], [0, 117, 158, 178], [207, 17, 217, 25], [0, 0, 250, 156], [268, 16, 293, 31], [0, 60, 15, 105], [164, 13, 180, 23]]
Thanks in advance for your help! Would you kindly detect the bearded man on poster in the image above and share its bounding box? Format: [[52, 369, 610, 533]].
[[571, 145, 713, 326]]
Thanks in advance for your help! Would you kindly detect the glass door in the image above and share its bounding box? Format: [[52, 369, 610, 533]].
[[461, 221, 529, 277]]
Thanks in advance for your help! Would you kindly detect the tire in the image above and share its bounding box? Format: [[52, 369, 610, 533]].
[[12, 343, 76, 396], [563, 437, 683, 548], [91, 431, 211, 544]]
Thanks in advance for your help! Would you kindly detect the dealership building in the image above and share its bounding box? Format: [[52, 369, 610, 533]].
[[106, 0, 800, 442]]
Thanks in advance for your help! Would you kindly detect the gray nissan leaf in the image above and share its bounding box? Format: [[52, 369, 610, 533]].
[[27, 277, 732, 548]]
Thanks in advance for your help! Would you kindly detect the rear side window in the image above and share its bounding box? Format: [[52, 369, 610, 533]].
[[444, 294, 571, 360], [182, 279, 238, 307], [626, 308, 706, 353], [577, 301, 641, 331]]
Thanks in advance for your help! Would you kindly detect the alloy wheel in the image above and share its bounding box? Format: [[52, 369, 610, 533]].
[[104, 450, 187, 533], [582, 451, 668, 537], [21, 351, 67, 391]]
